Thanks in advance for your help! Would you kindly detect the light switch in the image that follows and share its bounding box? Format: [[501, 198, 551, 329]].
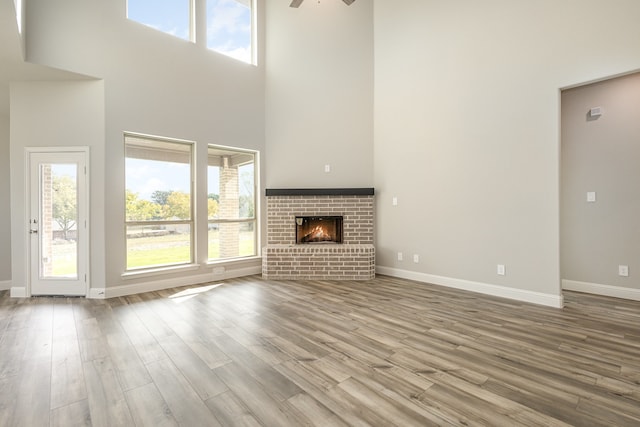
[[590, 107, 603, 117], [619, 265, 629, 277], [392, 197, 398, 206], [587, 192, 596, 202]]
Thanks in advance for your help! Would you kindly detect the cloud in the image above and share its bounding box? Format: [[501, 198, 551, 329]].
[[207, 0, 251, 62], [207, 0, 251, 35], [126, 159, 190, 200], [213, 44, 251, 63]]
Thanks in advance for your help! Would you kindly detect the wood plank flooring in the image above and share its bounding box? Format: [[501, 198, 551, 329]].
[[1, 275, 639, 426]]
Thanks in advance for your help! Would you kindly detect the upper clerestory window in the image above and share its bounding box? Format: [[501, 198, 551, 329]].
[[206, 0, 253, 64], [126, 0, 254, 65], [127, 0, 193, 42]]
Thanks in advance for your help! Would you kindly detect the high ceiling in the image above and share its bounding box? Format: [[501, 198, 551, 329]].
[[0, 0, 83, 117]]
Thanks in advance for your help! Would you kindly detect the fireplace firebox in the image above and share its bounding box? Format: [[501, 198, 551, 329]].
[[295, 216, 343, 244]]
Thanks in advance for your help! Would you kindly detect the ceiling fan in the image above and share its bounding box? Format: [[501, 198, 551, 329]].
[[290, 0, 355, 7]]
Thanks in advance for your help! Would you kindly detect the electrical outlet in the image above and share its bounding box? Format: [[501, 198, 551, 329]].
[[397, 252, 403, 261], [413, 254, 419, 263], [392, 197, 398, 206], [497, 264, 506, 276], [619, 265, 629, 277]]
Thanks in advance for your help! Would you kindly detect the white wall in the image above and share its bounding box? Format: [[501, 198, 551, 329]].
[[562, 72, 640, 299], [10, 80, 106, 292], [374, 0, 640, 306], [12, 0, 640, 304], [14, 0, 266, 293], [0, 115, 11, 286], [265, 0, 373, 188]]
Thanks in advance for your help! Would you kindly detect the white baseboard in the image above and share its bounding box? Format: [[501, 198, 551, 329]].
[[562, 279, 640, 301], [91, 265, 261, 299], [10, 287, 27, 298], [376, 266, 564, 308], [0, 280, 11, 291]]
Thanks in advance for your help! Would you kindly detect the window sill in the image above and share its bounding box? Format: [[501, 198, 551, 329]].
[[121, 264, 200, 280], [206, 256, 262, 267]]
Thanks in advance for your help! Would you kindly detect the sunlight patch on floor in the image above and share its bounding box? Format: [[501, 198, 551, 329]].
[[168, 283, 224, 303]]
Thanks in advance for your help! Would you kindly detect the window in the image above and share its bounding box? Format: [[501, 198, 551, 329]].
[[207, 0, 253, 63], [127, 0, 192, 41], [15, 0, 23, 34], [208, 145, 257, 261], [126, 0, 255, 64], [125, 134, 194, 270]]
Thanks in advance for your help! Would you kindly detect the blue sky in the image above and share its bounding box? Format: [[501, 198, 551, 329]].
[[126, 158, 254, 201], [128, 0, 190, 39], [126, 158, 192, 200], [127, 0, 251, 63]]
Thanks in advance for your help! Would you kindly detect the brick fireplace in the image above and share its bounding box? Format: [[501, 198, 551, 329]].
[[262, 188, 375, 280]]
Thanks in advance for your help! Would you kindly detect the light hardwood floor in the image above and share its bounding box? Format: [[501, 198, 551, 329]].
[[1, 275, 639, 426]]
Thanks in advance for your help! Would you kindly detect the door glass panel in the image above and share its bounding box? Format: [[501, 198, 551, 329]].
[[41, 163, 78, 279]]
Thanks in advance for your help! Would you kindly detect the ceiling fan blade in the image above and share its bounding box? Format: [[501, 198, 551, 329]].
[[342, 0, 356, 5], [290, 0, 304, 7]]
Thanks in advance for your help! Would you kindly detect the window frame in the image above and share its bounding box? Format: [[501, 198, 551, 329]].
[[207, 144, 258, 262], [124, 132, 196, 272], [126, 0, 256, 65]]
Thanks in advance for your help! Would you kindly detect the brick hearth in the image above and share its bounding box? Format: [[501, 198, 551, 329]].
[[262, 189, 375, 280]]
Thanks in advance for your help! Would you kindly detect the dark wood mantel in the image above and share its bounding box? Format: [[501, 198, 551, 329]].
[[265, 188, 374, 197]]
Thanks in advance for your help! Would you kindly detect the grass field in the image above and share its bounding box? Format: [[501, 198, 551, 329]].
[[49, 241, 78, 277], [126, 230, 255, 269], [51, 231, 255, 275]]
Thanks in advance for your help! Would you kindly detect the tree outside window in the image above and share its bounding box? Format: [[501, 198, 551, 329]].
[[125, 134, 194, 270]]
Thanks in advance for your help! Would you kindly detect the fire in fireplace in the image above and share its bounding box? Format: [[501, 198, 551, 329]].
[[296, 216, 343, 244]]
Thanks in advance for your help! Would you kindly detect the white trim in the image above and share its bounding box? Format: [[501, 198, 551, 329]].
[[124, 131, 196, 146], [88, 287, 107, 299], [23, 149, 30, 296], [25, 146, 91, 155], [0, 280, 12, 291], [206, 255, 261, 267], [10, 287, 27, 298], [93, 265, 261, 299], [376, 266, 564, 308], [562, 279, 640, 301], [121, 264, 201, 280]]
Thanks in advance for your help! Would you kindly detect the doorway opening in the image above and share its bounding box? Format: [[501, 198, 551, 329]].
[[560, 71, 640, 301]]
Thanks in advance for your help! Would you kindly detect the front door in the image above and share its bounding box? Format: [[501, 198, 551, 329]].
[[28, 149, 89, 296]]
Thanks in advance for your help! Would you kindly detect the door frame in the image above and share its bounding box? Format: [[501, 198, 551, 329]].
[[24, 146, 90, 297]]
